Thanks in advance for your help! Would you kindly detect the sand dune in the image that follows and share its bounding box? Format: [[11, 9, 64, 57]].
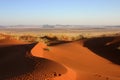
[[39, 38, 120, 80], [31, 42, 77, 80], [31, 42, 47, 57], [84, 36, 120, 65], [0, 39, 70, 80], [0, 38, 30, 47], [1, 36, 120, 80]]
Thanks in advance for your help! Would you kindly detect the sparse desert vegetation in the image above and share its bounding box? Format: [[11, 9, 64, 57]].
[[0, 28, 120, 43]]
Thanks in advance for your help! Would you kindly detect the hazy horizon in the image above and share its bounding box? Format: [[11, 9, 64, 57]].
[[0, 0, 120, 26]]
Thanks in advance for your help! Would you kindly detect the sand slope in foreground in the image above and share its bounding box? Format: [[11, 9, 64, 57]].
[[1, 36, 120, 80], [0, 39, 69, 80], [31, 42, 77, 80], [34, 37, 120, 80]]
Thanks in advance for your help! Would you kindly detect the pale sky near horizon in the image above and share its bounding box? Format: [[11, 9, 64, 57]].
[[0, 0, 120, 26]]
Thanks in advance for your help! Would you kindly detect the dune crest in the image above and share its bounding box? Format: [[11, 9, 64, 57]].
[[0, 41, 68, 80], [31, 42, 77, 80], [31, 42, 47, 57]]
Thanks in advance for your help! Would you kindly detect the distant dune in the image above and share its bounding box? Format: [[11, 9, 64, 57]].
[[0, 36, 120, 80], [0, 39, 76, 80], [0, 38, 30, 47]]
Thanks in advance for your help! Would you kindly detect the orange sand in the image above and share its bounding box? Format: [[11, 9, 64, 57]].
[[32, 38, 120, 80], [1, 36, 120, 80], [0, 38, 30, 47]]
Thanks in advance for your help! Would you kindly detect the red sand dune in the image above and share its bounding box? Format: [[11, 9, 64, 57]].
[[84, 36, 120, 65], [31, 42, 77, 80], [0, 38, 30, 47], [0, 39, 69, 80], [31, 42, 47, 57], [1, 36, 120, 80], [32, 37, 120, 80]]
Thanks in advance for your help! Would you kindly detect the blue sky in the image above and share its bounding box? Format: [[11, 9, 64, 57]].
[[0, 0, 120, 25]]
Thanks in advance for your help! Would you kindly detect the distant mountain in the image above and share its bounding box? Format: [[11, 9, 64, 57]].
[[0, 25, 6, 28], [105, 26, 120, 28], [42, 25, 55, 28], [8, 25, 43, 28], [1, 25, 120, 29]]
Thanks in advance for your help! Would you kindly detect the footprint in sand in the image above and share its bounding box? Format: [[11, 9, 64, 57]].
[[95, 74, 110, 80]]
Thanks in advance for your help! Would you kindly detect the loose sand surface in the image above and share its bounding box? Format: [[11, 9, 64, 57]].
[[1, 36, 120, 80]]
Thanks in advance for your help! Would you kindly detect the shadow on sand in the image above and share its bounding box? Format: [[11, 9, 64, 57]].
[[84, 37, 120, 65], [0, 43, 67, 80]]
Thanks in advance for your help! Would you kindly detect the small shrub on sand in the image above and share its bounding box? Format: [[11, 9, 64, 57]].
[[43, 47, 50, 51]]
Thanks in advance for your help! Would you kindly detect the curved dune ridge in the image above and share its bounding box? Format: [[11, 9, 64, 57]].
[[0, 38, 72, 80], [31, 42, 47, 57], [42, 37, 120, 80], [31, 42, 77, 80], [1, 36, 120, 80]]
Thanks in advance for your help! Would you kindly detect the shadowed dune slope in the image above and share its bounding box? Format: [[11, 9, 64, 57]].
[[84, 36, 120, 65], [39, 39, 120, 80], [0, 40, 67, 80], [106, 36, 120, 45]]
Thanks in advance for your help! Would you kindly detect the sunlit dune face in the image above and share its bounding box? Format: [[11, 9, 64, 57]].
[[31, 42, 47, 57], [0, 38, 30, 47]]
